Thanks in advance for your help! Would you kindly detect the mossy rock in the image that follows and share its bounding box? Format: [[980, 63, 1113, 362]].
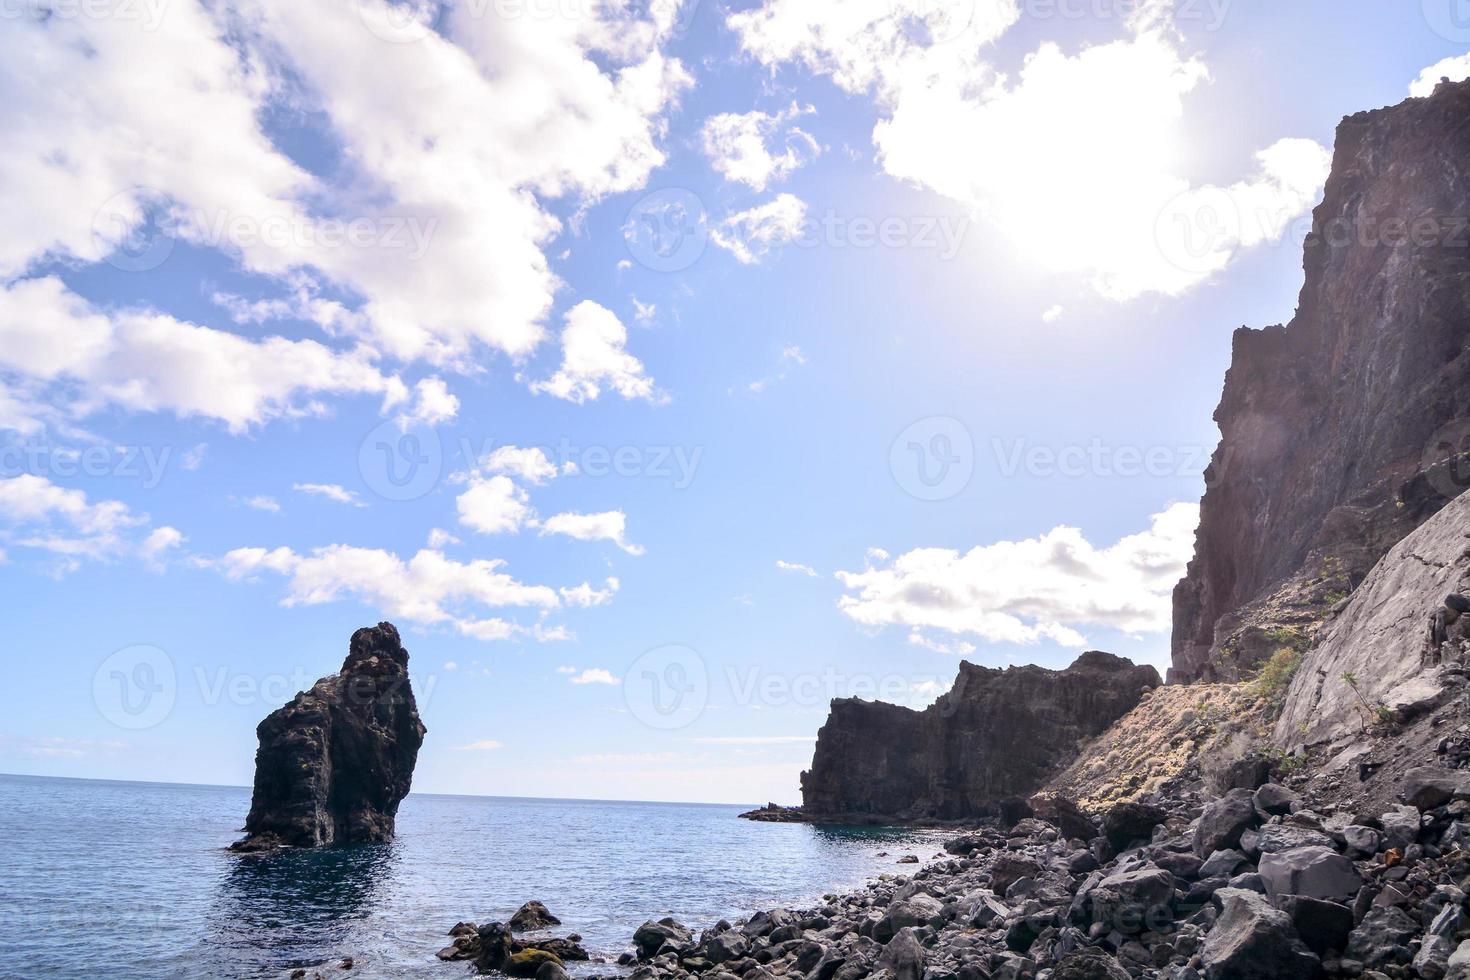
[[506, 950, 564, 977]]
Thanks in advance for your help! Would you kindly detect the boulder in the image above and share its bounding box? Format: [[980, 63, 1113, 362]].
[[1195, 790, 1260, 857], [505, 949, 562, 978], [1090, 866, 1176, 934], [634, 919, 692, 958], [1259, 846, 1363, 903], [1341, 825, 1381, 857], [990, 855, 1043, 896], [1200, 888, 1321, 980], [1102, 802, 1168, 852], [231, 623, 427, 850], [1199, 850, 1249, 879], [877, 928, 924, 980], [1253, 825, 1335, 855], [510, 902, 562, 933], [1029, 794, 1097, 842], [1345, 906, 1419, 968], [1277, 896, 1354, 957], [1416, 905, 1465, 980], [1402, 766, 1470, 811], [1253, 784, 1298, 817], [1380, 805, 1422, 851], [1052, 948, 1132, 980]]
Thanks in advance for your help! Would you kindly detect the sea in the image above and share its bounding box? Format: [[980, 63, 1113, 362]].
[[0, 773, 948, 979]]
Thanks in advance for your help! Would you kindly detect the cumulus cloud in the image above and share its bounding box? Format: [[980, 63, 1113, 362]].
[[0, 277, 410, 435], [560, 577, 621, 607], [452, 740, 505, 751], [293, 483, 366, 507], [0, 474, 177, 572], [730, 0, 1328, 299], [539, 510, 645, 555], [405, 377, 459, 426], [1411, 54, 1470, 97], [213, 543, 570, 641], [700, 102, 820, 190], [835, 503, 1199, 647], [456, 475, 535, 535], [711, 194, 808, 265], [743, 345, 807, 395], [530, 301, 662, 405], [475, 446, 563, 485], [0, 0, 691, 430]]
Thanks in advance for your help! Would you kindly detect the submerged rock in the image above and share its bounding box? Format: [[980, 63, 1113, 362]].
[[231, 622, 426, 851]]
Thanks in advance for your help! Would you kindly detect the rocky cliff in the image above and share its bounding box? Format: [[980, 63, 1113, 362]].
[[1171, 78, 1470, 684], [799, 652, 1159, 822], [1274, 488, 1470, 750], [232, 622, 427, 852]]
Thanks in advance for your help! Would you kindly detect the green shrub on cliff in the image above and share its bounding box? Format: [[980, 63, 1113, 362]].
[[1254, 647, 1302, 717]]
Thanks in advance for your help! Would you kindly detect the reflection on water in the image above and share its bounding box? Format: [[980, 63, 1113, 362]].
[[199, 845, 400, 977], [2, 775, 949, 980]]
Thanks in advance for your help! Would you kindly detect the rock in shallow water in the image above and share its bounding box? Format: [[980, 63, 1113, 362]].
[[231, 622, 426, 851]]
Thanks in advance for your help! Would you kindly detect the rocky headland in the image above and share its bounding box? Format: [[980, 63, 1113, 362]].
[[232, 621, 427, 852], [792, 653, 1160, 824]]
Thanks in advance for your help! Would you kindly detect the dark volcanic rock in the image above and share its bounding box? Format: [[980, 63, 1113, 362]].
[[1171, 78, 1470, 684], [231, 622, 426, 851], [1102, 801, 1168, 852], [1201, 888, 1321, 980], [800, 652, 1159, 820], [511, 901, 562, 932]]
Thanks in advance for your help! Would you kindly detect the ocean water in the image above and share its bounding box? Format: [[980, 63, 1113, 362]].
[[0, 774, 947, 979]]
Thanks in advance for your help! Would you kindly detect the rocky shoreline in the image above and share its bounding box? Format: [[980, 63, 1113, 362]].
[[434, 755, 1470, 980]]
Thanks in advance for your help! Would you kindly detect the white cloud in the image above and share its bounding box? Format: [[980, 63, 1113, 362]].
[[1041, 305, 1066, 324], [1411, 54, 1470, 97], [700, 102, 820, 190], [452, 740, 505, 751], [293, 483, 366, 507], [569, 668, 621, 686], [731, 0, 1328, 300], [456, 475, 535, 535], [632, 297, 658, 324], [711, 194, 808, 265], [560, 577, 621, 607], [906, 631, 976, 656], [0, 474, 178, 572], [405, 377, 459, 426], [556, 665, 579, 675], [214, 543, 569, 640], [0, 0, 691, 430], [530, 301, 662, 405], [443, 660, 459, 671], [427, 528, 461, 548], [540, 510, 644, 555], [776, 559, 819, 577], [240, 495, 281, 513], [140, 526, 185, 571], [0, 277, 410, 435], [836, 502, 1199, 646], [477, 446, 561, 485]]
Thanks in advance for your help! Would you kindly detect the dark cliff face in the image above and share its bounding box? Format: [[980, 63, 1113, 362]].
[[800, 651, 1160, 821], [1171, 79, 1470, 683], [233, 622, 427, 851]]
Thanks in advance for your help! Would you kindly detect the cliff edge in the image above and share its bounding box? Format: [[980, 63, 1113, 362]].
[[1171, 79, 1470, 684]]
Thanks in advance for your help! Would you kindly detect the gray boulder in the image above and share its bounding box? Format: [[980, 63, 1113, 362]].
[[1259, 846, 1363, 903], [1253, 784, 1298, 817], [1278, 896, 1354, 957], [1090, 866, 1176, 934], [1346, 906, 1419, 968], [1380, 805, 1422, 851], [1254, 825, 1335, 855], [1103, 802, 1169, 852], [1341, 825, 1381, 857], [1415, 904, 1465, 980], [1402, 766, 1470, 811], [1200, 850, 1248, 878], [877, 927, 924, 980], [1053, 947, 1133, 980], [1195, 790, 1260, 857], [634, 919, 692, 958], [1201, 888, 1321, 980]]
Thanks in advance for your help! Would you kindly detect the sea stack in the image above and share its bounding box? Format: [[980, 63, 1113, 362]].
[[231, 622, 427, 852]]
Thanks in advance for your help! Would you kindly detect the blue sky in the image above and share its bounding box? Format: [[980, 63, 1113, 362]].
[[2, 0, 1467, 804]]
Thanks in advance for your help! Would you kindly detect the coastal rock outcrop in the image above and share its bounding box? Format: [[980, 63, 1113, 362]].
[[1171, 78, 1470, 684], [231, 622, 426, 851], [799, 652, 1159, 821]]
